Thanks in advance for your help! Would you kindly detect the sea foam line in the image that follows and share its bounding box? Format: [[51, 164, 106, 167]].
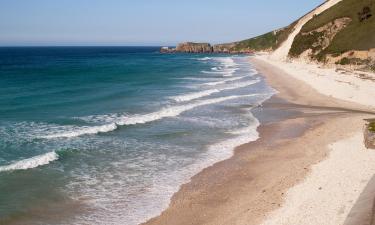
[[197, 57, 211, 61], [0, 151, 59, 172], [201, 68, 238, 76], [41, 94, 260, 139], [170, 79, 260, 102], [204, 75, 250, 86], [204, 77, 244, 86]]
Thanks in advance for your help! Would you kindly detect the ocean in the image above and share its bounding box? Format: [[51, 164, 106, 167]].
[[0, 47, 275, 225]]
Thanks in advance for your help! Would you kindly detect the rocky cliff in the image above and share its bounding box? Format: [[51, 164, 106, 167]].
[[160, 42, 252, 54], [176, 42, 213, 53], [161, 42, 212, 53], [212, 43, 237, 53]]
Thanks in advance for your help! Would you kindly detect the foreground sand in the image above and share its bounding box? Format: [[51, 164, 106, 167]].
[[251, 58, 375, 225], [260, 133, 375, 225], [244, 58, 375, 225], [143, 57, 375, 225]]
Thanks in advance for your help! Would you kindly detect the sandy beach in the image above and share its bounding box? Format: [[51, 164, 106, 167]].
[[143, 56, 375, 225], [3, 0, 375, 224], [257, 55, 375, 110]]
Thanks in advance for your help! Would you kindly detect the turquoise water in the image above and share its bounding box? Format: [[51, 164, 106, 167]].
[[0, 47, 274, 224]]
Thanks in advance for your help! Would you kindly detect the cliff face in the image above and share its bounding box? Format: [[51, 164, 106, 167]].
[[213, 43, 237, 53], [160, 42, 253, 54], [176, 42, 213, 53]]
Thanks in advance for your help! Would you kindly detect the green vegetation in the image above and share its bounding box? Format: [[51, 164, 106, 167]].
[[335, 57, 371, 65], [234, 32, 278, 51], [290, 0, 375, 60], [289, 31, 325, 58], [336, 57, 351, 65], [369, 122, 375, 132], [233, 22, 297, 51]]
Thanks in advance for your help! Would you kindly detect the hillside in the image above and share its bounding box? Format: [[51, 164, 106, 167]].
[[231, 22, 297, 52], [232, 0, 374, 71], [289, 0, 375, 70], [163, 0, 374, 71]]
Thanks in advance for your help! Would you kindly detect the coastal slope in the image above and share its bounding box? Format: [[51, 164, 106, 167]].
[[255, 0, 375, 108], [270, 0, 344, 61]]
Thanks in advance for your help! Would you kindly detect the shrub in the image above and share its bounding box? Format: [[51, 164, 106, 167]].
[[336, 57, 351, 65], [358, 6, 372, 22], [369, 122, 375, 132]]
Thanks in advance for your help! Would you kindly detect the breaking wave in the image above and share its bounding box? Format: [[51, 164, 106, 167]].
[[41, 94, 260, 139], [170, 79, 260, 102], [203, 75, 248, 86], [0, 151, 59, 172], [197, 57, 211, 61]]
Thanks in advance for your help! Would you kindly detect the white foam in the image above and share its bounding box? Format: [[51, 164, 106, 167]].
[[41, 94, 259, 139], [201, 68, 238, 76], [116, 94, 258, 125], [215, 57, 237, 68], [200, 57, 239, 77], [197, 57, 211, 61], [170, 79, 260, 102], [42, 123, 118, 139], [170, 89, 220, 102], [0, 151, 59, 172], [204, 75, 248, 86]]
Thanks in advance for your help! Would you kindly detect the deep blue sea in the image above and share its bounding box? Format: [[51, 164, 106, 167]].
[[0, 47, 274, 225]]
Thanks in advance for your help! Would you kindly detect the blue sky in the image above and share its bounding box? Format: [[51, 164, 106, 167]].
[[0, 0, 324, 46]]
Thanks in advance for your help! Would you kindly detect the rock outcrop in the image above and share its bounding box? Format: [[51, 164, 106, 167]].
[[160, 42, 253, 54], [213, 43, 237, 53], [161, 42, 213, 53], [176, 42, 213, 53]]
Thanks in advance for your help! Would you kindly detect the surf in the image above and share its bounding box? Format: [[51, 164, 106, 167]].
[[41, 94, 261, 139], [0, 151, 59, 172], [170, 79, 261, 102]]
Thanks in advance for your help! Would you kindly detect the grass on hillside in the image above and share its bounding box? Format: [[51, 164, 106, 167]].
[[233, 21, 297, 51], [290, 0, 375, 60]]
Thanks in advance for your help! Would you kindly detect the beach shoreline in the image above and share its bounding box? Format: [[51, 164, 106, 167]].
[[143, 56, 375, 225], [252, 56, 375, 225]]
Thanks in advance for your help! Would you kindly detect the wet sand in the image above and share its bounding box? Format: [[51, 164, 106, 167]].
[[143, 57, 375, 225]]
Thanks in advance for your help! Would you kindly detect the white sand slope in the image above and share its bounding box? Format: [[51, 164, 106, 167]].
[[261, 133, 375, 225], [255, 56, 375, 109], [271, 0, 343, 61]]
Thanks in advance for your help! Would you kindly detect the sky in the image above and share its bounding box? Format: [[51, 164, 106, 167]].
[[0, 0, 324, 46]]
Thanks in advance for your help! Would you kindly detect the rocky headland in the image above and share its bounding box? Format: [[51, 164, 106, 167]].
[[160, 42, 253, 54]]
